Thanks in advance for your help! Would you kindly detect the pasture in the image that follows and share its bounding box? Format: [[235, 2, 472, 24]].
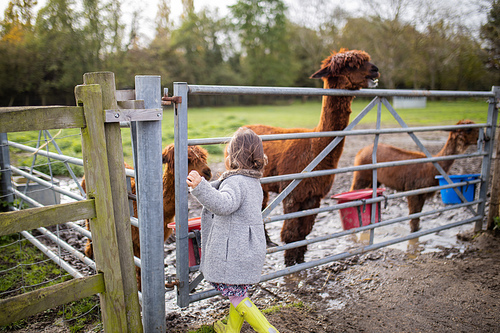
[[7, 98, 490, 175]]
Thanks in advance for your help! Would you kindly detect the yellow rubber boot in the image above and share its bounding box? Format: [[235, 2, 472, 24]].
[[214, 303, 244, 333], [235, 298, 279, 333]]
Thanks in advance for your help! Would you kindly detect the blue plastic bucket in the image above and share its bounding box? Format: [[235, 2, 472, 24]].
[[435, 174, 480, 204]]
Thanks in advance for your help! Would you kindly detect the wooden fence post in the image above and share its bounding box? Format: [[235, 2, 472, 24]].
[[75, 80, 141, 332], [82, 72, 143, 332]]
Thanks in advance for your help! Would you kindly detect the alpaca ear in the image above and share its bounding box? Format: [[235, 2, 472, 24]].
[[310, 66, 330, 79], [162, 144, 175, 171]]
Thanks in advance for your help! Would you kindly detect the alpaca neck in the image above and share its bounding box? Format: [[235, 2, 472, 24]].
[[315, 79, 354, 132], [163, 170, 176, 221], [435, 134, 464, 172], [313, 79, 354, 171]]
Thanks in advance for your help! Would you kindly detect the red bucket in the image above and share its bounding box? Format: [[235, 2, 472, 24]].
[[167, 217, 202, 266], [331, 189, 385, 230]]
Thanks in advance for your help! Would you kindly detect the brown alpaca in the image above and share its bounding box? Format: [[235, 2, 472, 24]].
[[350, 119, 478, 232], [82, 144, 211, 290], [245, 49, 380, 266]]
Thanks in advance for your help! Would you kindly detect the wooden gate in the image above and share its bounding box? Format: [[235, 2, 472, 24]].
[[0, 72, 143, 332]]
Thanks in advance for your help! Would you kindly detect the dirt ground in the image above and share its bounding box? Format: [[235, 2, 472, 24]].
[[4, 126, 500, 333], [8, 231, 500, 333], [233, 231, 500, 333], [169, 230, 500, 333]]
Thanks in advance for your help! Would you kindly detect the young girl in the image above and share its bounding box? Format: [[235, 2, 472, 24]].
[[187, 127, 279, 333]]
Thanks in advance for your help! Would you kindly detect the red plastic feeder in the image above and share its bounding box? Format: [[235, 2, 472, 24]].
[[331, 188, 385, 230], [167, 217, 201, 266]]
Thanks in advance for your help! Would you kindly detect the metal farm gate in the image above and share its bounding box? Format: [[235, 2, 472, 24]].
[[0, 72, 143, 331], [172, 83, 499, 308], [0, 73, 168, 331]]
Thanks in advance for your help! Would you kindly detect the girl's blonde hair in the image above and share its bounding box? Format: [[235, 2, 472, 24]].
[[225, 127, 267, 172]]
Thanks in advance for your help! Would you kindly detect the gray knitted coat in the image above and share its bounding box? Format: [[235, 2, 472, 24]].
[[190, 170, 266, 285]]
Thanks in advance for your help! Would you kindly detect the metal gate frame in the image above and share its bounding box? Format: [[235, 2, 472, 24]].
[[173, 84, 499, 308], [0, 74, 166, 332]]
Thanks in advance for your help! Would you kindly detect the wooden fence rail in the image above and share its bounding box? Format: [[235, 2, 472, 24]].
[[0, 72, 143, 332]]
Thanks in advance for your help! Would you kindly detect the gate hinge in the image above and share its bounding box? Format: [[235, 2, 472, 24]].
[[165, 276, 181, 289], [162, 95, 182, 106]]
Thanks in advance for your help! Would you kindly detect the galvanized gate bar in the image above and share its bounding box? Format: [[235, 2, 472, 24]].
[[259, 152, 485, 184], [181, 198, 480, 266], [189, 215, 481, 303], [173, 82, 191, 308], [187, 123, 486, 145], [7, 141, 136, 178], [135, 76, 165, 331], [11, 166, 85, 201], [193, 193, 480, 261], [381, 98, 479, 215], [44, 130, 85, 196], [185, 195, 481, 276], [8, 191, 97, 270], [368, 98, 383, 244], [261, 215, 481, 279], [262, 97, 379, 218], [188, 85, 495, 98], [263, 179, 482, 223], [64, 222, 91, 239], [265, 200, 482, 254], [19, 230, 84, 279], [12, 189, 92, 242], [36, 226, 96, 270]]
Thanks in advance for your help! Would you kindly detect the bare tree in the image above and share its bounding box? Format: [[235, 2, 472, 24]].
[[155, 0, 172, 38], [363, 0, 414, 21], [182, 0, 194, 16]]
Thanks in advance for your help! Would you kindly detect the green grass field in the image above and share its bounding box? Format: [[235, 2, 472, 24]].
[[0, 235, 101, 332], [6, 98, 493, 173], [133, 97, 494, 164]]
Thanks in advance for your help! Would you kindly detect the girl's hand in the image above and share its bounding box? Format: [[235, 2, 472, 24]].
[[186, 170, 202, 188]]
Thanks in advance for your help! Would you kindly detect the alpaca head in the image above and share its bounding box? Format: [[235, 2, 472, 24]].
[[310, 48, 380, 90], [450, 119, 479, 153], [162, 144, 212, 181]]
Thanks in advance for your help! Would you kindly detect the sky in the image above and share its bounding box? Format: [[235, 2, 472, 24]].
[[0, 0, 237, 36], [0, 0, 366, 41], [124, 0, 235, 36], [127, 0, 237, 40], [0, 0, 489, 40]]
